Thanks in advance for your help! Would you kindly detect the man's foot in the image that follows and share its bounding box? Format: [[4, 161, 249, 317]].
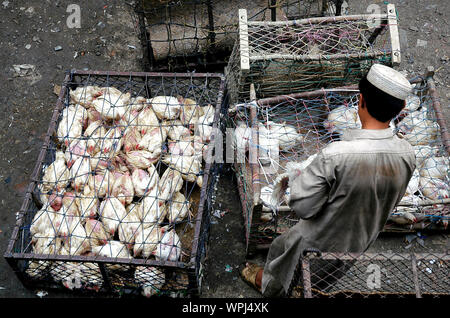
[[240, 262, 263, 293]]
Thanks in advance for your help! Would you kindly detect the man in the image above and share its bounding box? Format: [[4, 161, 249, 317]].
[[241, 64, 416, 297]]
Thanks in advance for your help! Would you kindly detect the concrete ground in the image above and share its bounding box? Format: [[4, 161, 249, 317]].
[[0, 0, 448, 298]]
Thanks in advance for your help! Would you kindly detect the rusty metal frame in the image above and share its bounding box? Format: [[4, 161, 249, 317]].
[[4, 69, 226, 296], [292, 251, 449, 298]]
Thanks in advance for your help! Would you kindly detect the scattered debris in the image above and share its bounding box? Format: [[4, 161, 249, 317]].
[[54, 45, 63, 51], [127, 45, 137, 50], [12, 64, 35, 77], [35, 290, 48, 298], [225, 265, 233, 272], [4, 176, 11, 184], [25, 44, 31, 50], [409, 26, 419, 32], [2, 1, 9, 8], [0, 286, 5, 290], [416, 39, 427, 47], [53, 84, 62, 95], [50, 26, 61, 33]]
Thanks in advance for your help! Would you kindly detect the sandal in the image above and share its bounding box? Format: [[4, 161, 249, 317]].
[[240, 262, 263, 293]]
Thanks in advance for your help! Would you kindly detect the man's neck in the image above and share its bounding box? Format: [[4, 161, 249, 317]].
[[361, 118, 390, 130]]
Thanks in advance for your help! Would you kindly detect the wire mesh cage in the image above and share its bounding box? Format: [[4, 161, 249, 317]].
[[4, 70, 226, 297], [225, 3, 400, 104], [135, 0, 349, 72], [288, 250, 450, 298], [227, 73, 449, 255]]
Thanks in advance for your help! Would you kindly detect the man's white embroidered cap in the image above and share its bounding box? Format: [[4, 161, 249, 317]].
[[366, 64, 412, 100]]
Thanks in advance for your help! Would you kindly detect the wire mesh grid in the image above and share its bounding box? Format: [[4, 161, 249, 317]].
[[4, 70, 226, 297], [228, 75, 449, 255], [288, 251, 450, 298], [225, 3, 399, 104], [135, 0, 347, 72]]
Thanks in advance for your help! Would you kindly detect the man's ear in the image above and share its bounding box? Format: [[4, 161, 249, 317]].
[[359, 93, 365, 108]]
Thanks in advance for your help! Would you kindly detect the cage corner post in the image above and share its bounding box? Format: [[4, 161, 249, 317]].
[[239, 8, 250, 80], [387, 3, 401, 67]]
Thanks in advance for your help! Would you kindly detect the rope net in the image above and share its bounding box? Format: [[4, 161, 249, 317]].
[[228, 77, 449, 253], [225, 7, 395, 103], [12, 72, 224, 296], [136, 0, 346, 71]]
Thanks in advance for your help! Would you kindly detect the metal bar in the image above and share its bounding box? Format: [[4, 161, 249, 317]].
[[97, 262, 113, 292], [70, 69, 225, 79], [250, 50, 390, 62], [301, 258, 312, 298], [410, 254, 422, 298], [239, 9, 250, 72], [426, 67, 450, 155], [190, 75, 226, 265], [257, 85, 358, 106], [248, 13, 389, 26], [306, 252, 450, 261], [270, 0, 277, 22], [387, 4, 401, 66], [206, 0, 216, 50], [335, 0, 343, 16], [249, 84, 260, 206]]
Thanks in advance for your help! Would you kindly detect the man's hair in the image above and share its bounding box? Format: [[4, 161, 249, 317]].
[[358, 75, 405, 123]]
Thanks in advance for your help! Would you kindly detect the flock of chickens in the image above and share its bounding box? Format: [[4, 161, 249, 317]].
[[27, 85, 216, 296], [234, 91, 449, 228]]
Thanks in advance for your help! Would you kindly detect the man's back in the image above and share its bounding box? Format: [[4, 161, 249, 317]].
[[289, 128, 416, 252]]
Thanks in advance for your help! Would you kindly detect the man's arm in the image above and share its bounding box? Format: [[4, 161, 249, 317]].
[[288, 152, 334, 219]]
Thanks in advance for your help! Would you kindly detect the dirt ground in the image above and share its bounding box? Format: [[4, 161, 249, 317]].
[[0, 0, 448, 298]]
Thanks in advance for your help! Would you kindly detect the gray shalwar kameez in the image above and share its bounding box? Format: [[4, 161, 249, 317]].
[[261, 128, 416, 297]]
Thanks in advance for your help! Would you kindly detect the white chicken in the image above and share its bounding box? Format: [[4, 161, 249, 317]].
[[62, 217, 91, 255], [397, 107, 440, 146], [89, 155, 110, 174], [41, 151, 70, 192], [135, 107, 160, 136], [91, 87, 131, 120], [56, 106, 85, 146], [132, 165, 159, 197], [419, 156, 449, 180], [152, 229, 182, 262], [404, 95, 421, 113], [233, 122, 252, 163], [271, 154, 318, 207], [70, 157, 91, 192], [162, 155, 203, 187], [76, 185, 99, 219], [138, 126, 167, 156], [168, 140, 195, 157], [118, 208, 141, 249], [194, 123, 213, 143], [388, 209, 417, 225], [258, 123, 279, 166], [133, 224, 166, 258], [134, 266, 165, 298], [404, 169, 420, 196], [178, 97, 201, 126], [65, 139, 88, 169], [163, 192, 191, 223], [419, 177, 449, 200], [112, 172, 135, 206], [323, 105, 361, 135], [122, 126, 142, 153], [69, 85, 102, 107], [149, 96, 181, 120], [158, 168, 184, 201], [26, 234, 63, 279], [91, 241, 131, 271], [164, 120, 191, 141], [100, 127, 123, 157], [62, 191, 80, 217], [138, 194, 166, 227], [98, 197, 127, 236], [197, 104, 215, 125], [30, 205, 58, 237], [124, 150, 160, 169], [88, 170, 115, 198], [413, 145, 440, 169], [84, 120, 108, 155], [84, 219, 111, 248], [267, 121, 304, 151]]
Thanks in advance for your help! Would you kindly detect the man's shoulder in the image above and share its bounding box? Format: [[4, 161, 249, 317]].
[[321, 134, 415, 157]]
